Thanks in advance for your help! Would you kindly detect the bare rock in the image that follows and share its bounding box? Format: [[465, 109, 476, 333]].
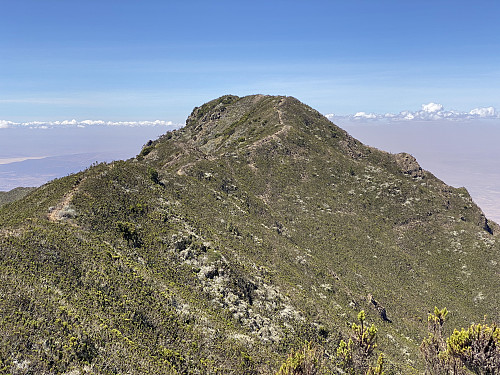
[[395, 152, 424, 178], [367, 293, 391, 322]]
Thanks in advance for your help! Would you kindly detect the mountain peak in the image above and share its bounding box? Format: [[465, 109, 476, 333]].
[[164, 94, 362, 161]]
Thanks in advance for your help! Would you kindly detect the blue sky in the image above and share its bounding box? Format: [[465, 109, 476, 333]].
[[1, 0, 499, 122]]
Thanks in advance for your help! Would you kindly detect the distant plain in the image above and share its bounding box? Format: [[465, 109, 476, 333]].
[[0, 125, 173, 190]]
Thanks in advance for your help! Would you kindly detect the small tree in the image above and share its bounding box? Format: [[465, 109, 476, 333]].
[[277, 312, 385, 375], [352, 310, 378, 363], [336, 337, 355, 374], [116, 221, 142, 248], [148, 167, 161, 185], [366, 354, 386, 375]]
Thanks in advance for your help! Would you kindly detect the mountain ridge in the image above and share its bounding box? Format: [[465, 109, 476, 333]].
[[0, 94, 498, 374], [0, 187, 36, 207]]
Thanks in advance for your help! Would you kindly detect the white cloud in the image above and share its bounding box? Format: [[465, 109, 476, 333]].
[[354, 112, 377, 119], [402, 112, 415, 120], [469, 107, 496, 118], [0, 119, 177, 129], [0, 120, 16, 128], [2, 104, 498, 130], [329, 103, 500, 122], [422, 103, 443, 113]]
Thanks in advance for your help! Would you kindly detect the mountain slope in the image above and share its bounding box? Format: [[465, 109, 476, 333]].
[[0, 95, 498, 374], [0, 187, 35, 207]]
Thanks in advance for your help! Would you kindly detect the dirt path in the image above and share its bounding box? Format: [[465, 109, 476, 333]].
[[47, 179, 85, 222], [247, 103, 290, 152]]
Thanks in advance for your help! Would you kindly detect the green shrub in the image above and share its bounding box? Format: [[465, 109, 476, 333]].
[[275, 342, 322, 375], [447, 322, 500, 374], [421, 307, 500, 374], [336, 310, 380, 374], [116, 221, 142, 247], [148, 167, 161, 184]]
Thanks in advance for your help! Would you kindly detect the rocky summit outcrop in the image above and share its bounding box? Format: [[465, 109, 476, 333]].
[[394, 152, 424, 178], [0, 95, 498, 374]]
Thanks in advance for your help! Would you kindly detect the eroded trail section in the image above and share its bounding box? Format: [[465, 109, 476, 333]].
[[247, 100, 290, 152], [47, 178, 85, 223]]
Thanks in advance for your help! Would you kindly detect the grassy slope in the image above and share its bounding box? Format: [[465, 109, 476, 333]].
[[0, 187, 35, 207], [0, 95, 498, 374]]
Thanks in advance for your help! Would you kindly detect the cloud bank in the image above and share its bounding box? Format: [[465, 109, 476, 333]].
[[0, 119, 177, 129], [326, 103, 499, 122], [1, 103, 498, 129]]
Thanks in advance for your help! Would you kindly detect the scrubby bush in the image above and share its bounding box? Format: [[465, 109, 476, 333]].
[[447, 322, 500, 374], [148, 167, 161, 185], [420, 307, 453, 374], [421, 307, 500, 374], [336, 310, 381, 374], [276, 311, 385, 375], [275, 342, 322, 375], [116, 221, 142, 247]]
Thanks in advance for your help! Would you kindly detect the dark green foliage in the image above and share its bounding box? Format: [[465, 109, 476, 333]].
[[116, 221, 142, 247], [148, 167, 161, 184], [139, 140, 155, 158]]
